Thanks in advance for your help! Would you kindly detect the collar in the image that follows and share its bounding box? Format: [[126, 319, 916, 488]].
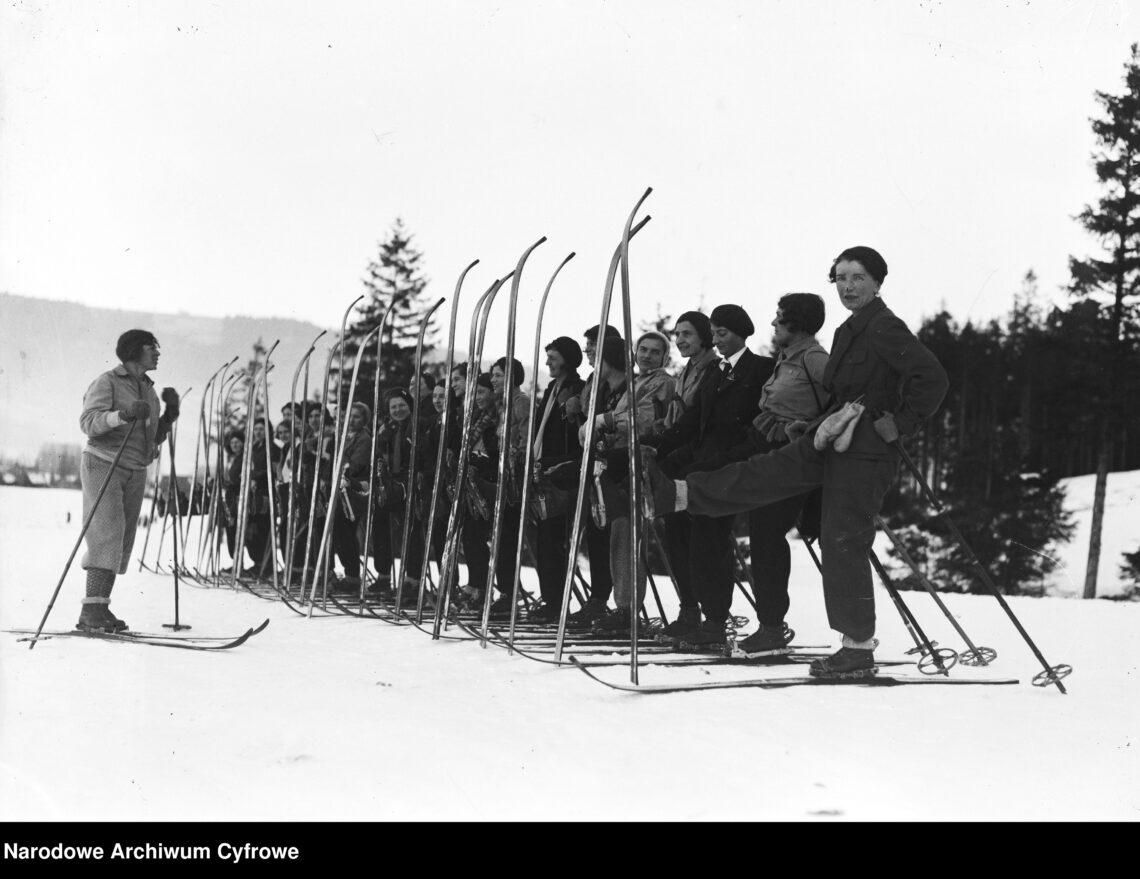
[[722, 347, 747, 371], [112, 364, 155, 386], [778, 335, 822, 360], [840, 296, 887, 336], [686, 348, 719, 373]]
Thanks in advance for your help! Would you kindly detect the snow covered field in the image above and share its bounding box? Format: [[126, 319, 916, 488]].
[[1, 474, 1137, 822]]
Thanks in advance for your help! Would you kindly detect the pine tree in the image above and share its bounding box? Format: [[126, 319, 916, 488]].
[[885, 295, 1075, 596], [338, 218, 435, 409], [1118, 547, 1140, 600], [1068, 43, 1140, 598]]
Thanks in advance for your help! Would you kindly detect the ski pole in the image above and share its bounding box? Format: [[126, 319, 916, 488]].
[[729, 539, 760, 613], [151, 444, 173, 574], [868, 548, 956, 675], [169, 386, 191, 577], [163, 428, 190, 631], [875, 516, 996, 666], [30, 422, 138, 650], [644, 567, 668, 624], [893, 441, 1070, 692], [136, 441, 163, 572]]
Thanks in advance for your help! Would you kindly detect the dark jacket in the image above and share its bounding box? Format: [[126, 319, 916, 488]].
[[534, 373, 587, 467], [818, 297, 948, 460], [375, 417, 428, 479], [651, 348, 775, 476]]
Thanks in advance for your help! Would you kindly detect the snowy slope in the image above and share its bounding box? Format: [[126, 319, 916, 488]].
[[1, 480, 1137, 822]]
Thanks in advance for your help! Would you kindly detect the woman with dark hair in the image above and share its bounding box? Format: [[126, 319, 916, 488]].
[[643, 246, 950, 678], [527, 336, 586, 622], [76, 329, 180, 631], [733, 292, 830, 653]]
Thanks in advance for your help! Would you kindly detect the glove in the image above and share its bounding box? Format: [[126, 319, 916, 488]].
[[118, 400, 151, 422], [563, 395, 583, 418], [752, 411, 788, 444], [784, 420, 809, 442], [161, 387, 181, 421], [873, 412, 900, 445]]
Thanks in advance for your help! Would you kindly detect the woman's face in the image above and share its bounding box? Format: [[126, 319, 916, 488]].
[[833, 259, 880, 313], [475, 385, 494, 410], [451, 370, 467, 399], [490, 366, 506, 395], [673, 321, 704, 359], [771, 307, 794, 350], [229, 436, 244, 454], [389, 397, 411, 423], [432, 385, 447, 413], [711, 325, 745, 359], [636, 338, 667, 372], [275, 422, 291, 444], [307, 409, 322, 431], [545, 349, 566, 380], [348, 408, 366, 432], [252, 421, 266, 443]]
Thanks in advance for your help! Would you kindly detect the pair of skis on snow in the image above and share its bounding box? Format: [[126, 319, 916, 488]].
[[7, 618, 270, 651], [569, 655, 1020, 692], [451, 621, 1021, 691]]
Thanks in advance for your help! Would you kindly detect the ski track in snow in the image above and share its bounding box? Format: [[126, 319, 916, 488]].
[[1, 480, 1138, 821]]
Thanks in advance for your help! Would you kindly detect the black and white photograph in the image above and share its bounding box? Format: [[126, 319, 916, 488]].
[[1, 0, 1137, 830]]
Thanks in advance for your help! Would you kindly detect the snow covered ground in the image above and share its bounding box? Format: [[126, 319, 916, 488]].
[[1, 472, 1137, 822]]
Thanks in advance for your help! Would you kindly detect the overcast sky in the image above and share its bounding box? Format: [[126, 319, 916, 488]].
[[1, 0, 1135, 364]]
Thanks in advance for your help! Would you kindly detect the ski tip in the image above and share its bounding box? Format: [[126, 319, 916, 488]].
[[252, 618, 271, 635]]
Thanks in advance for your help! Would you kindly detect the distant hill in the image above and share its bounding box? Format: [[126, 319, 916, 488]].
[[0, 293, 335, 465]]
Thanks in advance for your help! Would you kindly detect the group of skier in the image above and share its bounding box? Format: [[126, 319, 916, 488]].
[[78, 244, 950, 680]]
